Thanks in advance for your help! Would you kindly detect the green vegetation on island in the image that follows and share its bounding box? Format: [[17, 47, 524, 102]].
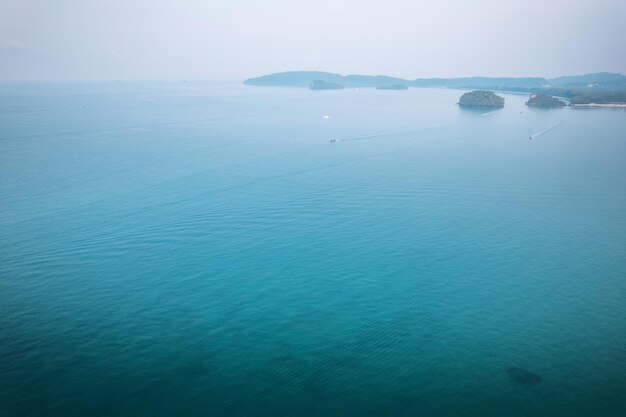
[[568, 91, 626, 105], [525, 94, 566, 108], [458, 90, 505, 107], [376, 84, 409, 90], [310, 80, 344, 90]]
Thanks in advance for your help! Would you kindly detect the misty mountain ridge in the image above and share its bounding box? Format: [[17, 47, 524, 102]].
[[244, 71, 626, 92], [244, 71, 407, 88]]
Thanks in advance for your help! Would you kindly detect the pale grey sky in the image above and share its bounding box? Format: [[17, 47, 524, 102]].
[[1, 0, 625, 81]]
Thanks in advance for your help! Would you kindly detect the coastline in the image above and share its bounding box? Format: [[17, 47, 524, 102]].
[[572, 103, 626, 108]]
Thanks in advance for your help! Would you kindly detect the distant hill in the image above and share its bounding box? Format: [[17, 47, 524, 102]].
[[243, 71, 626, 103], [342, 75, 408, 88], [411, 76, 547, 90], [376, 84, 409, 90], [245, 71, 626, 91], [244, 71, 345, 87], [310, 79, 344, 90], [244, 71, 407, 88], [244, 72, 550, 90], [548, 72, 626, 88]]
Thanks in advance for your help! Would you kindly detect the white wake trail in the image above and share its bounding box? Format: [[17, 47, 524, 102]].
[[339, 122, 460, 143], [530, 121, 562, 139]]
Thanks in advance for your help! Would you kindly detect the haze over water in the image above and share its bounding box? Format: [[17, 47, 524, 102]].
[[1, 82, 625, 416]]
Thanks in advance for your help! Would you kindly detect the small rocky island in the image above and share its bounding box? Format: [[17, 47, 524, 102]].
[[459, 90, 505, 107], [526, 93, 566, 108], [310, 80, 344, 90], [376, 84, 409, 90]]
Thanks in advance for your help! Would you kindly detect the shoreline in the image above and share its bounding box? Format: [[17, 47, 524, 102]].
[[572, 103, 626, 108]]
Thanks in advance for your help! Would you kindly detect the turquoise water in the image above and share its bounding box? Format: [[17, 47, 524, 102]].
[[1, 82, 625, 416]]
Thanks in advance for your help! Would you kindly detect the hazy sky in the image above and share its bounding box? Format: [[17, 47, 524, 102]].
[[1, 0, 625, 81]]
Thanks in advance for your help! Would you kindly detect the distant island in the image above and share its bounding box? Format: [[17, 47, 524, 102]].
[[244, 71, 626, 105], [458, 90, 505, 108], [376, 84, 409, 90], [526, 94, 566, 108], [244, 71, 407, 88], [310, 80, 344, 90]]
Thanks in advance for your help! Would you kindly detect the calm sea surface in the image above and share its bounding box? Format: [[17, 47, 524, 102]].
[[1, 82, 625, 417]]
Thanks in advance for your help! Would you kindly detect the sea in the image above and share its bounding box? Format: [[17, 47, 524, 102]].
[[1, 81, 625, 417]]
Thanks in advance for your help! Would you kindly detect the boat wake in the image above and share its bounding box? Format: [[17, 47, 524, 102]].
[[530, 121, 562, 139], [338, 122, 459, 143]]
